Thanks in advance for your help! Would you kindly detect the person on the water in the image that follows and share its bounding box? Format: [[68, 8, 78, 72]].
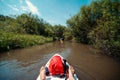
[[60, 38, 64, 44], [37, 55, 75, 80], [39, 66, 75, 80]]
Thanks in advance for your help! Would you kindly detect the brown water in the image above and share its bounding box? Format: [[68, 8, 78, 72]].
[[0, 42, 120, 80]]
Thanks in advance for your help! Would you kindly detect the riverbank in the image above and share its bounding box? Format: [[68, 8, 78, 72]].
[[0, 31, 52, 52]]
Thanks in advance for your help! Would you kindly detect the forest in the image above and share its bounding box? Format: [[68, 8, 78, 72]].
[[0, 0, 120, 58]]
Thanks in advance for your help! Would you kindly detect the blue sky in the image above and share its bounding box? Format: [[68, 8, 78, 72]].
[[0, 0, 92, 26]]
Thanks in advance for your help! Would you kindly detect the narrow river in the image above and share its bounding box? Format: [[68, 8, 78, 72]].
[[0, 42, 120, 80]]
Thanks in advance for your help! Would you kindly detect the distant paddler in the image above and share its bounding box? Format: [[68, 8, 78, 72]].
[[60, 38, 64, 44]]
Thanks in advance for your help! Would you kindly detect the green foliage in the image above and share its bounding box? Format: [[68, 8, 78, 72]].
[[16, 13, 46, 35], [88, 0, 120, 57], [63, 28, 73, 40], [67, 5, 95, 43], [67, 0, 120, 58], [53, 24, 66, 38], [0, 13, 69, 39], [0, 31, 52, 52], [44, 23, 54, 37], [0, 13, 47, 35], [0, 13, 71, 52]]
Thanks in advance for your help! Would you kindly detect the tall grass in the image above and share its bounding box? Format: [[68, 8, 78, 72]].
[[0, 31, 52, 52]]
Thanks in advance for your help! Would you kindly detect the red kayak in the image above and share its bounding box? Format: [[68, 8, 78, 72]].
[[37, 54, 79, 80]]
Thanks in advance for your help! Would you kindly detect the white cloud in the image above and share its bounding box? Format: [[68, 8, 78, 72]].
[[7, 4, 19, 12], [25, 0, 41, 16], [20, 6, 28, 11]]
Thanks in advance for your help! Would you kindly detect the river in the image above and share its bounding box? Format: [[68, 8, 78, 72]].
[[0, 42, 120, 80]]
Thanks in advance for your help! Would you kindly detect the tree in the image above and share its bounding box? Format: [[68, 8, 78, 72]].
[[88, 0, 120, 57], [67, 6, 94, 43], [53, 25, 66, 39], [67, 0, 120, 57]]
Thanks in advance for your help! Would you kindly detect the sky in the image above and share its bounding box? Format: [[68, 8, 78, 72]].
[[0, 0, 92, 26]]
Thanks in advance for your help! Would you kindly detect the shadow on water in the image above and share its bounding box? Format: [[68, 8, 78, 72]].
[[0, 41, 120, 80]]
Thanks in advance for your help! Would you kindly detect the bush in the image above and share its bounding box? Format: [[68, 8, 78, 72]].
[[0, 31, 52, 52]]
